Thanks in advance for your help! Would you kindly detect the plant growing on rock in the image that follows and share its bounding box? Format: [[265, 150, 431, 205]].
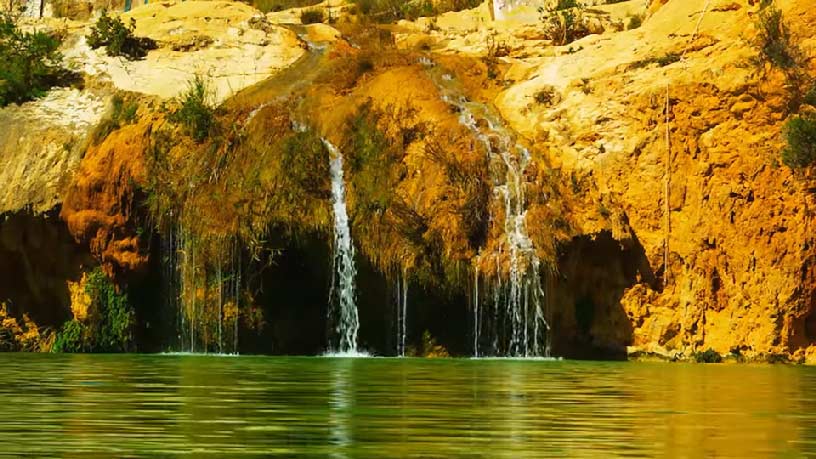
[[53, 268, 135, 353], [538, 2, 590, 46], [780, 114, 816, 169], [753, 5, 798, 69], [0, 12, 71, 106], [299, 8, 324, 24], [693, 348, 722, 363], [169, 75, 217, 142], [87, 10, 156, 60]]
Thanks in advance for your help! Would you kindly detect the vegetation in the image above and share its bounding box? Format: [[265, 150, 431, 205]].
[[538, 2, 590, 46], [53, 268, 135, 353], [349, 0, 480, 23], [87, 10, 156, 60], [0, 303, 44, 352], [91, 94, 139, 143], [553, 0, 580, 10], [754, 5, 797, 69], [248, 0, 320, 13], [780, 115, 816, 169], [693, 348, 723, 363], [0, 12, 71, 107], [169, 75, 217, 142], [627, 14, 643, 30], [299, 8, 324, 24], [630, 53, 681, 69]]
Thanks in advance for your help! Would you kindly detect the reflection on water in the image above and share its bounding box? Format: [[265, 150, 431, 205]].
[[0, 354, 814, 457]]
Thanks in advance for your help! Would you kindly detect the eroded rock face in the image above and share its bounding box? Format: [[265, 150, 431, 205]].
[[62, 1, 306, 103], [478, 0, 816, 360]]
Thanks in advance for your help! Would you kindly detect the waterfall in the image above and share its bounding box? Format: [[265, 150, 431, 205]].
[[24, 0, 42, 17], [323, 139, 360, 354], [424, 60, 551, 358], [164, 216, 241, 354], [395, 271, 408, 357]]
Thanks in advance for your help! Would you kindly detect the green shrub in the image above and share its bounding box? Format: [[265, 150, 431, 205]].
[[754, 6, 797, 69], [169, 75, 216, 142], [0, 13, 71, 106], [693, 348, 722, 363], [52, 320, 85, 353], [781, 115, 816, 168], [52, 268, 134, 353], [87, 10, 156, 60], [299, 8, 324, 24]]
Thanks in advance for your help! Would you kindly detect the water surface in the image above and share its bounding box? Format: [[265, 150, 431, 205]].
[[0, 354, 813, 457]]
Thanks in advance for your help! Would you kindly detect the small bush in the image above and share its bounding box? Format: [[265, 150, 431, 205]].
[[554, 0, 579, 10], [693, 348, 722, 363], [87, 10, 156, 60], [539, 4, 590, 46], [299, 8, 324, 24], [781, 115, 816, 168], [627, 14, 642, 30], [754, 6, 797, 69], [169, 75, 216, 142], [0, 13, 70, 106]]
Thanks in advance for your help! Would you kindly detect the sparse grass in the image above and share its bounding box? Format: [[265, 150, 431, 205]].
[[91, 94, 139, 144], [87, 10, 156, 60], [781, 114, 816, 169], [630, 53, 681, 69], [169, 75, 217, 143]]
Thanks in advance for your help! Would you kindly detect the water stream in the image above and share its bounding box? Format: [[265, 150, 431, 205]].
[[424, 60, 551, 358], [323, 139, 360, 354]]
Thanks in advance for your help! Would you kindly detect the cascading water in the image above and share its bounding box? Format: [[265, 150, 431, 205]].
[[24, 0, 42, 17], [161, 216, 241, 354], [323, 139, 360, 354], [423, 60, 552, 358], [394, 271, 408, 357]]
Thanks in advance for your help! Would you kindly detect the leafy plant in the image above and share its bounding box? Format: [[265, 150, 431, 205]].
[[0, 12, 71, 106], [87, 10, 156, 60], [169, 75, 217, 142], [52, 320, 85, 353], [781, 114, 816, 169], [52, 268, 135, 353]]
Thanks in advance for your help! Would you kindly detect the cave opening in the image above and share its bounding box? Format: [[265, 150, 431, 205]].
[[550, 230, 655, 360]]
